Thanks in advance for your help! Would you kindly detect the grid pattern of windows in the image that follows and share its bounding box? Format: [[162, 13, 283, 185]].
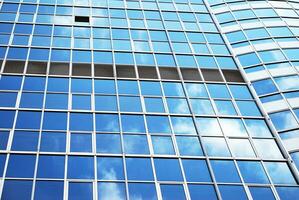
[[207, 0, 299, 176], [0, 0, 299, 199]]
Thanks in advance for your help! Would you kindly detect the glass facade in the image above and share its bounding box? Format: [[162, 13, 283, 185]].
[[0, 0, 298, 199]]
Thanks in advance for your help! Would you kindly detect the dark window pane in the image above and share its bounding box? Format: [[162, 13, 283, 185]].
[[0, 131, 9, 150]]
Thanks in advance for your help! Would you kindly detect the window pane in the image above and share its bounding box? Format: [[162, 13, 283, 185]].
[[96, 114, 120, 132], [152, 136, 175, 155], [210, 160, 240, 183], [154, 158, 183, 181], [2, 180, 33, 200], [68, 156, 94, 179], [0, 131, 9, 150], [123, 135, 149, 154], [95, 95, 117, 111], [219, 185, 247, 200], [128, 183, 157, 200], [121, 114, 145, 133], [176, 136, 203, 156], [202, 137, 231, 157], [96, 134, 121, 154], [16, 111, 42, 129], [7, 154, 36, 178], [34, 181, 64, 200], [146, 116, 171, 134], [188, 184, 218, 200], [264, 162, 296, 184], [40, 132, 66, 152], [182, 159, 211, 182], [37, 155, 65, 178], [171, 116, 197, 135], [126, 158, 154, 180], [97, 157, 124, 180], [98, 182, 126, 200], [70, 133, 92, 152], [160, 185, 186, 200], [249, 187, 275, 200], [70, 113, 93, 131], [69, 182, 93, 200], [196, 118, 222, 136], [238, 161, 269, 184], [12, 131, 38, 151]]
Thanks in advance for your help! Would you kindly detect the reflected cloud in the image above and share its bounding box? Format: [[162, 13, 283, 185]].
[[220, 118, 247, 136]]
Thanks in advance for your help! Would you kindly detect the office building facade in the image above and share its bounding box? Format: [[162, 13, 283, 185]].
[[0, 0, 298, 199]]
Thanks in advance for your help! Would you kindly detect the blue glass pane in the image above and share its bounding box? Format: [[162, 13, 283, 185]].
[[70, 113, 93, 131], [0, 92, 18, 107], [146, 116, 171, 134], [252, 79, 278, 96], [176, 136, 203, 156], [238, 161, 269, 184], [43, 112, 67, 130], [69, 182, 93, 200], [188, 184, 218, 200], [210, 160, 241, 183], [182, 159, 211, 182], [97, 157, 124, 180], [0, 110, 15, 128], [40, 132, 66, 152], [249, 187, 275, 200], [0, 75, 22, 90], [123, 135, 150, 154], [152, 136, 175, 155], [154, 158, 183, 181], [20, 92, 44, 108], [45, 94, 68, 109], [119, 96, 142, 112], [0, 131, 9, 150], [96, 114, 120, 132], [160, 185, 186, 200], [2, 180, 33, 200], [185, 83, 208, 98], [71, 78, 92, 93], [16, 111, 41, 129], [121, 115, 145, 133], [144, 97, 165, 113], [96, 134, 121, 154], [95, 95, 117, 111], [219, 185, 247, 200], [202, 137, 231, 157], [236, 101, 261, 116], [118, 80, 139, 95], [68, 156, 94, 179], [72, 95, 91, 110], [276, 187, 299, 200], [128, 183, 157, 200], [163, 82, 185, 96], [126, 158, 154, 180], [229, 85, 252, 99], [51, 49, 70, 62], [264, 162, 296, 184], [23, 76, 46, 91], [0, 154, 7, 176], [71, 133, 92, 152], [98, 182, 126, 200], [7, 154, 36, 178], [37, 155, 65, 178], [94, 80, 115, 94], [207, 84, 231, 98], [34, 181, 64, 200], [12, 131, 38, 151]]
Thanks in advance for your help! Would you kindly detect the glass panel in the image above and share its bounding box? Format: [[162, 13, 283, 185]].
[[126, 158, 154, 180], [152, 136, 175, 155], [154, 158, 183, 181], [188, 184, 218, 200], [69, 182, 93, 200], [176, 136, 203, 156], [219, 185, 247, 200], [128, 183, 157, 200], [97, 157, 124, 180], [96, 134, 121, 154], [123, 135, 149, 154], [98, 182, 126, 200], [182, 159, 211, 182], [67, 156, 94, 179], [210, 160, 241, 183], [238, 161, 269, 184], [160, 185, 186, 200]]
